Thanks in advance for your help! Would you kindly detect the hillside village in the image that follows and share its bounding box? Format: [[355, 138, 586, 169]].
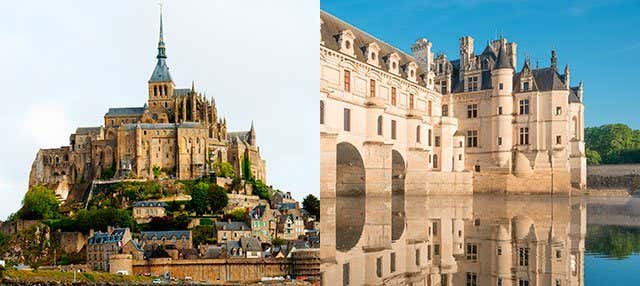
[[0, 173, 320, 283]]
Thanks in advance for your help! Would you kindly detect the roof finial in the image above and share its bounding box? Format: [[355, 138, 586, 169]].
[[551, 48, 558, 71], [156, 1, 167, 59], [191, 80, 195, 92]]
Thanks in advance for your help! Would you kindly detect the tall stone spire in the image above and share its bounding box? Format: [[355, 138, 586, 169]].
[[157, 6, 167, 59], [149, 4, 172, 83]]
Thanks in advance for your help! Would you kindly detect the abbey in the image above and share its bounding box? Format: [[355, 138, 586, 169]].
[[29, 12, 266, 201], [319, 10, 586, 194]]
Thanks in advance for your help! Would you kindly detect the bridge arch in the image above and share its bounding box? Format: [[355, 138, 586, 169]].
[[391, 149, 406, 241], [336, 142, 366, 252]]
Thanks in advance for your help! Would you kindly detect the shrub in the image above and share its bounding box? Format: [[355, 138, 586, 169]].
[[208, 185, 229, 214], [19, 185, 60, 220], [212, 162, 235, 178], [227, 208, 247, 222], [190, 182, 210, 215], [302, 194, 320, 220], [251, 180, 271, 200]]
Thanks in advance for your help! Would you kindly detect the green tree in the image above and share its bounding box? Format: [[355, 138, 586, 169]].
[[208, 185, 229, 214], [242, 155, 254, 181], [19, 185, 60, 220], [251, 179, 271, 200], [213, 162, 235, 178], [152, 165, 162, 178], [586, 148, 602, 165], [585, 124, 640, 164], [302, 194, 320, 220], [190, 182, 210, 215], [227, 208, 247, 221]]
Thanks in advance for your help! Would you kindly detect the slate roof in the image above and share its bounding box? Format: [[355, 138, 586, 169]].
[[149, 58, 173, 83], [320, 10, 427, 86], [214, 221, 250, 231], [140, 230, 191, 240], [495, 42, 513, 69], [132, 201, 168, 208], [88, 228, 128, 245], [569, 87, 581, 103], [123, 122, 204, 131], [173, 88, 191, 97], [530, 68, 567, 91], [105, 107, 146, 117], [240, 237, 262, 252], [251, 205, 268, 219], [227, 131, 251, 144], [75, 127, 102, 135], [279, 203, 298, 211]]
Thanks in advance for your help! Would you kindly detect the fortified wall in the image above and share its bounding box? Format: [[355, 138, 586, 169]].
[[110, 257, 292, 283], [587, 164, 640, 194]]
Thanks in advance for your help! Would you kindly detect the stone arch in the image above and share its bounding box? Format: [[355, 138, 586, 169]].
[[336, 142, 366, 252], [391, 149, 406, 241], [377, 115, 383, 136]]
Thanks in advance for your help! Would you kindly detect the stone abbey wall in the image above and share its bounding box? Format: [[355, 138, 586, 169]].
[[129, 258, 289, 282]]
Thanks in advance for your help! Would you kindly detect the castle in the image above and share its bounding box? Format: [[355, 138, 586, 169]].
[[319, 10, 586, 195], [29, 11, 266, 202]]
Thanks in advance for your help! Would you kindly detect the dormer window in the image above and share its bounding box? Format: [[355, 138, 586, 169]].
[[366, 43, 380, 66], [523, 81, 530, 91], [338, 29, 356, 57], [388, 53, 401, 75], [407, 62, 418, 82]]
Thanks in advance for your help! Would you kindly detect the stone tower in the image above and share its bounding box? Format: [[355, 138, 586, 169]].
[[147, 8, 175, 119], [410, 38, 433, 73], [491, 41, 514, 168]]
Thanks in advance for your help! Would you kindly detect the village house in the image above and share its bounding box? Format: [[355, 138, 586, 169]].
[[86, 227, 131, 271], [139, 230, 192, 251], [250, 204, 279, 242], [132, 201, 168, 223], [214, 221, 251, 242], [278, 214, 305, 240]]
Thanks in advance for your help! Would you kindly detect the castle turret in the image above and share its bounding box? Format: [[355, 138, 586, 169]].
[[491, 41, 514, 168], [411, 38, 433, 73]]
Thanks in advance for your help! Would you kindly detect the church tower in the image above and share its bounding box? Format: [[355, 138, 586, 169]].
[[147, 7, 175, 120]]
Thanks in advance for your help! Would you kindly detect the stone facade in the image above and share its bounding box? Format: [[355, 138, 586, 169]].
[[28, 11, 266, 202], [86, 227, 132, 271], [132, 201, 167, 224], [433, 36, 586, 193], [320, 10, 586, 196]]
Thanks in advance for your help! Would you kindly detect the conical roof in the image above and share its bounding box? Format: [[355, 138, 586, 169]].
[[495, 41, 513, 69]]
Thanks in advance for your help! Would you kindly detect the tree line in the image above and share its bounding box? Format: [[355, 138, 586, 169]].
[[585, 123, 640, 165]]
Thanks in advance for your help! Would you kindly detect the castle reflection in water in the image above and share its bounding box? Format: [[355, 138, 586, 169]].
[[321, 195, 585, 286]]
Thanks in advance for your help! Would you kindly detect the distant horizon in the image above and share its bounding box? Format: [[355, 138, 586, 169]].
[[321, 0, 640, 130]]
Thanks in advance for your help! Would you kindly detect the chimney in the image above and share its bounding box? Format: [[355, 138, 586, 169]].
[[89, 229, 95, 237]]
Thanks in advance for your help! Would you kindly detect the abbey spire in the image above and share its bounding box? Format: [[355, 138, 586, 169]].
[[149, 6, 172, 83]]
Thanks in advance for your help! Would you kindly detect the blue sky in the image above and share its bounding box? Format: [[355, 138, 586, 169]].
[[322, 0, 640, 129]]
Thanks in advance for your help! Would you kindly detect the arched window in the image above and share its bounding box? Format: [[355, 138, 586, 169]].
[[377, 115, 383, 136], [163, 85, 168, 96], [154, 86, 158, 96], [572, 116, 578, 139], [433, 154, 438, 169], [416, 126, 421, 143], [320, 100, 325, 124]]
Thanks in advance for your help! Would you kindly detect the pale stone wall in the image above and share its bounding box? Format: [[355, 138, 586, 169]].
[[132, 258, 290, 282]]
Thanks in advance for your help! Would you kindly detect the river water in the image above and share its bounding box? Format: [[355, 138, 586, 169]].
[[322, 195, 640, 286]]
